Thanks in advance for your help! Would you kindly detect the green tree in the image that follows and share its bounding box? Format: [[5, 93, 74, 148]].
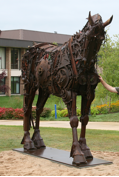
[[96, 33, 119, 109]]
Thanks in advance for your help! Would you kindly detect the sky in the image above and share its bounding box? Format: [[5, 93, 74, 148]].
[[0, 0, 119, 38]]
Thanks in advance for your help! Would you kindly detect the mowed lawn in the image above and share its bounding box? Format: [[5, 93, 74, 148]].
[[0, 125, 119, 153]]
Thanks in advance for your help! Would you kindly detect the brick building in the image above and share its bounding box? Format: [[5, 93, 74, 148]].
[[0, 29, 71, 96]]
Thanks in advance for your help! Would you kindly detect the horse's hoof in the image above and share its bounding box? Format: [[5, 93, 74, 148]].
[[33, 139, 46, 149], [24, 141, 36, 150], [32, 129, 46, 148], [73, 155, 87, 166], [79, 138, 93, 159], [82, 149, 93, 159]]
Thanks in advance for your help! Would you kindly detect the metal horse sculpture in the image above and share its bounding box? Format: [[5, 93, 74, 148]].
[[21, 12, 113, 165]]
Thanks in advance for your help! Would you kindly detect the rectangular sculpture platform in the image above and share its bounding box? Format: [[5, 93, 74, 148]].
[[13, 147, 112, 168]]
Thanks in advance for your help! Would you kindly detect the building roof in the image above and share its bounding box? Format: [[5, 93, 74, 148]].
[[0, 29, 71, 45]]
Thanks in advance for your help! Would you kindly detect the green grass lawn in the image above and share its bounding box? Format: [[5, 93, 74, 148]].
[[0, 96, 24, 109], [0, 125, 119, 153], [0, 95, 119, 110], [1, 94, 114, 110], [0, 95, 81, 110]]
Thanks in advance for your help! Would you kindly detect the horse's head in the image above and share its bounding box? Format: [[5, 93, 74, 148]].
[[78, 12, 113, 88], [79, 12, 113, 70], [86, 11, 113, 41]]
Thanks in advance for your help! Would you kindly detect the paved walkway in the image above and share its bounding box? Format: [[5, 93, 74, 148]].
[[0, 120, 119, 131]]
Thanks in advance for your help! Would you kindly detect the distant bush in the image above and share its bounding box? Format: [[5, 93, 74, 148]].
[[32, 107, 52, 118], [77, 109, 81, 116], [41, 107, 52, 117], [51, 110, 55, 117], [0, 107, 24, 119], [91, 107, 99, 116], [96, 100, 119, 114], [51, 108, 80, 117], [60, 109, 68, 117], [0, 107, 6, 119], [5, 108, 15, 119], [51, 110, 62, 118], [12, 108, 24, 119], [0, 107, 52, 120]]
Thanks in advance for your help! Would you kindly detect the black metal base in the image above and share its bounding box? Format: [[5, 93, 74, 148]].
[[13, 147, 112, 168]]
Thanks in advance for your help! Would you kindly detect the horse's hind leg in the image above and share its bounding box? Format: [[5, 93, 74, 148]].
[[22, 89, 36, 150], [32, 88, 49, 148], [65, 91, 86, 165], [79, 91, 95, 159]]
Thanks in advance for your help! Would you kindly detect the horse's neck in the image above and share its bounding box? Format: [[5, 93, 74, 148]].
[[80, 34, 98, 60], [70, 32, 99, 72]]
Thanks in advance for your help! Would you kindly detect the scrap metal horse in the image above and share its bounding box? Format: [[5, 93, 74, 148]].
[[21, 12, 113, 165]]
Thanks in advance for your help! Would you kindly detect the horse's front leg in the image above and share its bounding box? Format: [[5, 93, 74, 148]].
[[66, 91, 87, 165], [79, 91, 95, 159], [32, 88, 49, 148]]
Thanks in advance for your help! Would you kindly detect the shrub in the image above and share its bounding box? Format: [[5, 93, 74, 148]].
[[95, 100, 119, 114], [110, 101, 119, 113], [5, 108, 14, 119], [0, 107, 6, 119], [51, 110, 55, 117], [51, 110, 62, 118], [57, 110, 62, 117], [60, 109, 68, 117], [0, 107, 24, 119], [91, 107, 99, 116], [77, 109, 81, 116], [96, 104, 110, 114], [41, 107, 52, 117], [13, 108, 24, 119], [32, 107, 52, 118]]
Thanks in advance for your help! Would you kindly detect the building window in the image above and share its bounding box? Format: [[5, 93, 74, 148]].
[[11, 77, 20, 94], [0, 48, 5, 69], [0, 77, 5, 95], [11, 48, 20, 69]]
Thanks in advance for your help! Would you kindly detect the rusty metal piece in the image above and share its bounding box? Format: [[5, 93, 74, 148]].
[[35, 59, 51, 87], [102, 15, 113, 28], [88, 11, 94, 26], [68, 38, 78, 77], [21, 12, 113, 166]]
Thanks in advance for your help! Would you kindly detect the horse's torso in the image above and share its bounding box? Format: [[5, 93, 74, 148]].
[[22, 30, 99, 99]]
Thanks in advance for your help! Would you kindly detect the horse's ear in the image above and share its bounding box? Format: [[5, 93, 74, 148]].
[[88, 11, 94, 26], [102, 15, 113, 28]]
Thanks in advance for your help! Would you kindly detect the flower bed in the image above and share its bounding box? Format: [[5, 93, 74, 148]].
[[0, 107, 52, 120], [96, 100, 119, 114]]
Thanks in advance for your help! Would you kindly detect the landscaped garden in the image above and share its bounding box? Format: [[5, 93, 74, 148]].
[[0, 95, 119, 121]]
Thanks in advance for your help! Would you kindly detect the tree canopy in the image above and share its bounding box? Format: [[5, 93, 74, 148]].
[[96, 32, 119, 103]]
